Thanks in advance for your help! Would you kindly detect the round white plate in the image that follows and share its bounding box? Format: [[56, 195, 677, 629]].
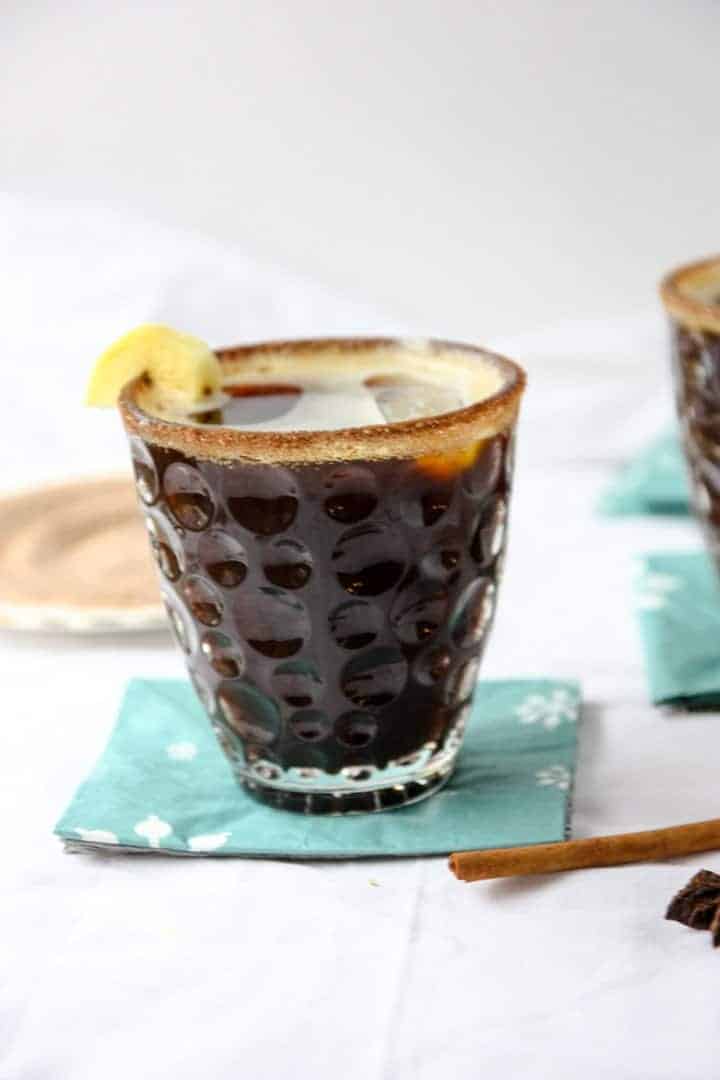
[[0, 475, 166, 634]]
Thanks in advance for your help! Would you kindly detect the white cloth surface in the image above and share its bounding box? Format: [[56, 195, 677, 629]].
[[1, 194, 719, 1079]]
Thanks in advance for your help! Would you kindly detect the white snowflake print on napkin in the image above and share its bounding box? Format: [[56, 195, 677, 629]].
[[535, 764, 571, 791], [73, 828, 118, 844], [515, 689, 576, 730], [134, 814, 173, 848], [636, 570, 682, 611], [166, 741, 198, 762], [188, 832, 230, 852]]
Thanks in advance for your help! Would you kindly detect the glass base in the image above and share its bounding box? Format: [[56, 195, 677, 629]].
[[234, 720, 466, 814]]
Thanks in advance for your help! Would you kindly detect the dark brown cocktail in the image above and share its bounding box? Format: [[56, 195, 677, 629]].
[[662, 258, 720, 569], [120, 338, 525, 813]]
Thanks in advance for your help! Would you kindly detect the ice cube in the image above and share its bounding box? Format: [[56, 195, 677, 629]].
[[219, 381, 386, 432], [271, 386, 386, 431], [366, 376, 465, 423]]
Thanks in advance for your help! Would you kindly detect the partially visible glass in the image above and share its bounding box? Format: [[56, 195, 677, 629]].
[[119, 338, 525, 813], [662, 257, 720, 567]]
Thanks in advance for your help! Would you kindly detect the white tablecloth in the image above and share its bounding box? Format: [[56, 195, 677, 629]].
[[2, 194, 719, 1080]]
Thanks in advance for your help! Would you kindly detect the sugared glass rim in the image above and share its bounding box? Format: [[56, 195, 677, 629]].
[[660, 255, 720, 334], [119, 337, 526, 465]]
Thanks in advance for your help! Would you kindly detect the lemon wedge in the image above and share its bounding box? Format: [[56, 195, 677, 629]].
[[85, 324, 222, 408]]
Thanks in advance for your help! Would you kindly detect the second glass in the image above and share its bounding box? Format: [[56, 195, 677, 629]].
[[662, 257, 720, 569], [119, 338, 525, 813]]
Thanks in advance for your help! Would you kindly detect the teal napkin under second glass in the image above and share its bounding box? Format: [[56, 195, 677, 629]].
[[636, 551, 720, 708], [600, 431, 690, 516], [55, 677, 580, 859]]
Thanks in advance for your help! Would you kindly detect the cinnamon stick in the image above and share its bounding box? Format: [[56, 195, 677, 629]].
[[449, 818, 720, 882]]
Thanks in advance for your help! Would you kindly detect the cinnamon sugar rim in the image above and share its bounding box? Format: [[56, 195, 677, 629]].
[[660, 256, 720, 334], [119, 337, 526, 465]]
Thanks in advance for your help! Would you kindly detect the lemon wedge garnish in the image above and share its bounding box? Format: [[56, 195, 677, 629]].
[[85, 324, 222, 408]]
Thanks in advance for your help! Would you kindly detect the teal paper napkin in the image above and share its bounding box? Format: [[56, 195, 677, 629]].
[[600, 432, 689, 516], [636, 552, 720, 708], [55, 678, 580, 858]]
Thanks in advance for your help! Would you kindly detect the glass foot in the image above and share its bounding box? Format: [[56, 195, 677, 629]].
[[238, 739, 461, 815]]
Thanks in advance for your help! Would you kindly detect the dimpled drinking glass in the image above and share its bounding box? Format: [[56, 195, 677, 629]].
[[662, 257, 720, 568], [119, 338, 525, 813]]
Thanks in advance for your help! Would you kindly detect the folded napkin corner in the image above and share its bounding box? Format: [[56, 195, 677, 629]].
[[636, 551, 720, 709], [600, 432, 689, 517]]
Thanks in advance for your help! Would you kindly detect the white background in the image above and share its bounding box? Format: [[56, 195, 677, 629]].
[[3, 4, 720, 1079], [3, 0, 720, 339]]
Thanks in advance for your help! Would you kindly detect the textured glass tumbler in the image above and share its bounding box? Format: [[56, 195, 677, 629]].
[[662, 257, 720, 570], [119, 338, 525, 813]]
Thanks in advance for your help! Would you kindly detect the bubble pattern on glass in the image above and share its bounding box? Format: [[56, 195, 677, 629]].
[[672, 321, 720, 563], [132, 431, 513, 785]]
